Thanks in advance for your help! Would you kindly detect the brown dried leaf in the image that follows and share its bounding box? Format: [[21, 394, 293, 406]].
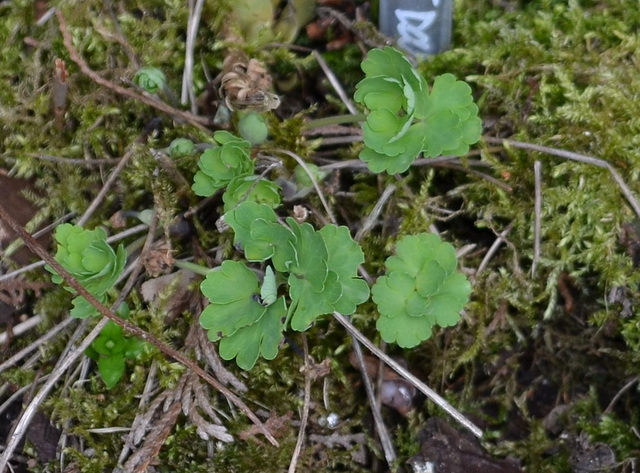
[[141, 240, 175, 277], [140, 269, 198, 320]]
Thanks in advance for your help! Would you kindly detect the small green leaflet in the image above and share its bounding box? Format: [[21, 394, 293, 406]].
[[260, 266, 277, 306]]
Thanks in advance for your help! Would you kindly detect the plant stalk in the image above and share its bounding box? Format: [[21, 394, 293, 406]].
[[302, 113, 367, 130]]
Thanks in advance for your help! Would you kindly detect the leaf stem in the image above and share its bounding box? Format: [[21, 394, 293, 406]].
[[173, 259, 214, 276], [302, 113, 367, 130]]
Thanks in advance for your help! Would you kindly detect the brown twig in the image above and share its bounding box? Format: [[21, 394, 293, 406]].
[[55, 10, 212, 132], [485, 136, 640, 220], [288, 334, 312, 473], [76, 130, 151, 227], [0, 203, 278, 454]]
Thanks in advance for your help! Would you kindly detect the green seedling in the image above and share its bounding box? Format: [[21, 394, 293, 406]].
[[191, 131, 254, 197], [133, 67, 167, 94], [85, 304, 149, 389], [46, 224, 126, 319], [372, 234, 471, 348], [198, 201, 370, 369], [167, 138, 196, 158], [354, 47, 482, 173]]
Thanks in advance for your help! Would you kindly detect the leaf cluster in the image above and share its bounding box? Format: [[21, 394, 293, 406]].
[[353, 47, 482, 174], [191, 130, 281, 211], [46, 224, 126, 319], [86, 309, 149, 389], [198, 201, 370, 369], [372, 234, 471, 348]]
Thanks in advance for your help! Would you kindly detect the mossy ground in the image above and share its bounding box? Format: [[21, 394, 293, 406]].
[[1, 0, 640, 471]]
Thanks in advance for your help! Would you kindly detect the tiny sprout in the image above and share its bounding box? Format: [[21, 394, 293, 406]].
[[168, 138, 195, 157], [133, 67, 167, 94], [86, 303, 149, 389]]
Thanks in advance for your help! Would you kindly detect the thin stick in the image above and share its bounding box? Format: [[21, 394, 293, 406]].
[[27, 154, 120, 166], [355, 185, 396, 242], [476, 222, 514, 278], [485, 137, 640, 220], [319, 155, 462, 171], [76, 132, 151, 226], [532, 161, 542, 277], [0, 315, 42, 345], [0, 318, 108, 473], [292, 150, 396, 458], [351, 338, 396, 464], [333, 312, 483, 438], [288, 335, 312, 473], [56, 11, 211, 131], [0, 202, 278, 451], [603, 375, 639, 415], [274, 149, 336, 224], [0, 317, 75, 374], [181, 0, 205, 112], [313, 50, 359, 115]]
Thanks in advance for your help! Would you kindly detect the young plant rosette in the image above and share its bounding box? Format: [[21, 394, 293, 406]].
[[354, 47, 483, 174], [46, 224, 126, 319]]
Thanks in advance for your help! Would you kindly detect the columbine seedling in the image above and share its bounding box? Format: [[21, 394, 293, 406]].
[[372, 234, 471, 348], [189, 47, 478, 369], [46, 223, 126, 319], [133, 66, 167, 94], [48, 48, 476, 372], [198, 201, 370, 369], [353, 47, 482, 173], [85, 303, 149, 389], [191, 131, 255, 197]]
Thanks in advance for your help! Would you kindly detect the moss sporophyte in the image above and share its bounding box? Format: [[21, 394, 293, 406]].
[[49, 47, 477, 372]]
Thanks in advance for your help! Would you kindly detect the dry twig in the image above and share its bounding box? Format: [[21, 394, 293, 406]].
[[333, 312, 483, 438], [288, 335, 312, 473], [55, 11, 211, 131], [532, 160, 542, 276], [485, 137, 640, 220]]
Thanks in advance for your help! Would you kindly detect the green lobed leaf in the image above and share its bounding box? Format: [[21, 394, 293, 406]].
[[286, 218, 329, 290], [191, 132, 254, 197], [199, 261, 267, 338], [47, 224, 126, 318], [288, 270, 339, 331], [372, 233, 471, 348], [217, 296, 286, 370], [318, 225, 370, 314], [225, 201, 295, 268]]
